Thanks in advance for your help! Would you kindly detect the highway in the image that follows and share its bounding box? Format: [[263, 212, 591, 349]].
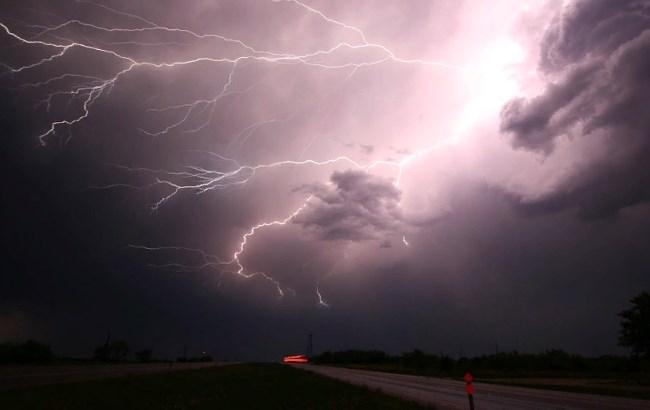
[[300, 365, 650, 410], [0, 362, 215, 390]]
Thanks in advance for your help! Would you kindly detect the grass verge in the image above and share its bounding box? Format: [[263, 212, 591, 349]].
[[482, 378, 650, 400], [318, 363, 650, 400], [0, 363, 433, 410]]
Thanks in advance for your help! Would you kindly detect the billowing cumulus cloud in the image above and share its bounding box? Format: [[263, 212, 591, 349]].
[[294, 170, 403, 241], [501, 0, 650, 217]]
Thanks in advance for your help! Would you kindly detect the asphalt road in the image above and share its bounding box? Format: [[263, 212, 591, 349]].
[[0, 362, 215, 390], [300, 365, 650, 410]]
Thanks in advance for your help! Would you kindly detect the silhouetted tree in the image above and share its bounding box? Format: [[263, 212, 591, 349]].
[[188, 354, 214, 362], [619, 292, 650, 358], [312, 348, 648, 375], [135, 349, 153, 363], [440, 355, 454, 373], [94, 340, 130, 362], [94, 345, 110, 361], [0, 340, 54, 364], [110, 340, 129, 361]]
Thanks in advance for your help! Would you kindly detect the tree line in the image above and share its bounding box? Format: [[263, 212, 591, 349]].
[[312, 348, 650, 375], [0, 339, 213, 364], [313, 292, 650, 376]]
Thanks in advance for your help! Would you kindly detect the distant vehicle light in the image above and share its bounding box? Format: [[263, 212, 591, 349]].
[[282, 354, 309, 364]]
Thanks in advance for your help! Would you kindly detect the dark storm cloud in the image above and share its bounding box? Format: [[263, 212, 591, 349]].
[[2, 0, 649, 363], [539, 0, 650, 71], [499, 61, 599, 153], [501, 0, 650, 217], [294, 170, 402, 241]]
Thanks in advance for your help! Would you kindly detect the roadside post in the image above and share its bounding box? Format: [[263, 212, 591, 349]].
[[464, 371, 475, 410]]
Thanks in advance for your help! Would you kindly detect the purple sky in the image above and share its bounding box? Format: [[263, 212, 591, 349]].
[[1, 0, 649, 360]]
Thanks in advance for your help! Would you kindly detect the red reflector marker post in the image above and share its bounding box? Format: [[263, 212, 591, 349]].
[[464, 372, 475, 410]]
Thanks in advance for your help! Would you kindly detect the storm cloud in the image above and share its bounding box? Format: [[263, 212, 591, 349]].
[[1, 0, 649, 362], [294, 170, 403, 241], [501, 0, 650, 217]]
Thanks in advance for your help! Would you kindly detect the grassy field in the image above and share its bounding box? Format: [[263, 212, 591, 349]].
[[484, 377, 650, 400], [0, 363, 432, 410], [324, 363, 650, 400]]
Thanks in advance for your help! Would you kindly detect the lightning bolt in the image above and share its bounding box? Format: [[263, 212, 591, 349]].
[[230, 196, 314, 297], [2, 1, 469, 302], [127, 197, 313, 297], [316, 284, 329, 308], [1, 0, 470, 142]]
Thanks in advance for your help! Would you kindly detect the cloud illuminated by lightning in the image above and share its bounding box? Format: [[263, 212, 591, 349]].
[[1, 0, 474, 302]]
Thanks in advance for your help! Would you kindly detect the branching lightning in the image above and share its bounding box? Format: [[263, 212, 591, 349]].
[[1, 0, 469, 303]]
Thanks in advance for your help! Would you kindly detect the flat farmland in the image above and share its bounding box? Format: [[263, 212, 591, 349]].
[[0, 363, 432, 410]]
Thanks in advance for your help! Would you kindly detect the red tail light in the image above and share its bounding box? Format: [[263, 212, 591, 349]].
[[282, 354, 309, 363]]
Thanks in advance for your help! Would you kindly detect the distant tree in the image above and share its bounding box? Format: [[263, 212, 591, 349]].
[[109, 340, 129, 361], [187, 354, 213, 362], [618, 292, 650, 358], [0, 340, 54, 364], [135, 349, 153, 363], [440, 355, 454, 373], [401, 350, 429, 370], [94, 340, 130, 362], [94, 344, 110, 361]]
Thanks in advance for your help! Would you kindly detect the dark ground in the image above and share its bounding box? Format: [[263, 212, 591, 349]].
[[0, 362, 214, 390], [0, 363, 433, 410], [325, 363, 650, 400]]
